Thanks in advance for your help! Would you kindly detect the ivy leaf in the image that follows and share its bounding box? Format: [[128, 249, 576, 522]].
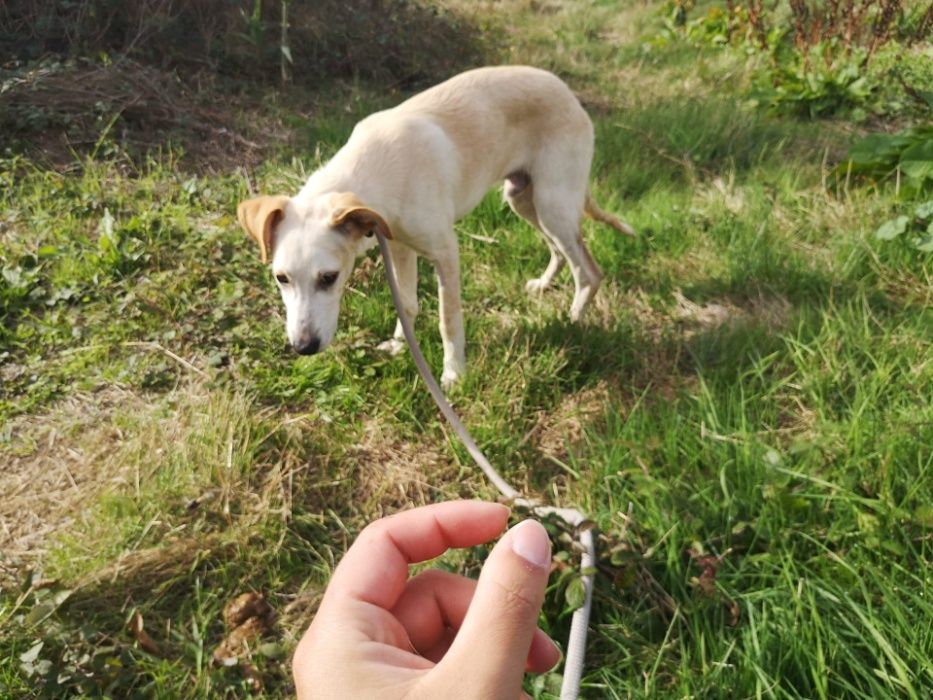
[[848, 132, 912, 165], [915, 201, 933, 220], [97, 208, 118, 252], [19, 641, 43, 665], [914, 221, 933, 252], [564, 575, 586, 611], [258, 642, 286, 659], [915, 504, 933, 528], [899, 139, 933, 181], [875, 216, 909, 241]]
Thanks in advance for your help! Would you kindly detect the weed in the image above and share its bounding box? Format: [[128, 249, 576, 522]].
[[840, 125, 933, 196], [875, 200, 933, 251]]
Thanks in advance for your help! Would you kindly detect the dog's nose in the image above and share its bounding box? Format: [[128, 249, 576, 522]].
[[293, 336, 321, 355]]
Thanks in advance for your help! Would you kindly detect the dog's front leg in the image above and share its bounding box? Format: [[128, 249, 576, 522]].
[[433, 242, 466, 389], [378, 242, 419, 356]]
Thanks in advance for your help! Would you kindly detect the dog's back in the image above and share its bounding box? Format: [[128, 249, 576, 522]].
[[343, 66, 593, 218]]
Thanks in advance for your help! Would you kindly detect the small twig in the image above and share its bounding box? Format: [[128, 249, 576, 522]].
[[60, 462, 80, 493], [617, 501, 634, 541], [59, 341, 205, 376], [121, 341, 206, 376], [636, 565, 679, 620], [465, 232, 498, 244]]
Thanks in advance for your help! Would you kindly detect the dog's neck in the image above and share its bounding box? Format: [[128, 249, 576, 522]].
[[296, 163, 344, 202], [296, 137, 404, 221]]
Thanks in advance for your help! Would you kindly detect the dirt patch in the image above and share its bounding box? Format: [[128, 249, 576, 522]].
[[671, 289, 791, 337], [1, 58, 269, 171], [1, 1, 488, 170], [593, 283, 790, 342]]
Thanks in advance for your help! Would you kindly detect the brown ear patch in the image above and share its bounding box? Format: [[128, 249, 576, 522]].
[[237, 195, 290, 264], [329, 192, 393, 240]]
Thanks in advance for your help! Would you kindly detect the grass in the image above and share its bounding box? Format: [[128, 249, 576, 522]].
[[2, 1, 932, 697]]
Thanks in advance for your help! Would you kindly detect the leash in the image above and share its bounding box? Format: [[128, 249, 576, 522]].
[[375, 233, 596, 700]]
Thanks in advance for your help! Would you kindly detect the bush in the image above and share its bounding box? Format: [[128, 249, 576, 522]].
[[658, 1, 933, 119]]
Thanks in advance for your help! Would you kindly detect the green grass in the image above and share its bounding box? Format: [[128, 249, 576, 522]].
[[2, 1, 932, 698]]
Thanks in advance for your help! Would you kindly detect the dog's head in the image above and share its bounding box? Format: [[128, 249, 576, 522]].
[[237, 192, 391, 355]]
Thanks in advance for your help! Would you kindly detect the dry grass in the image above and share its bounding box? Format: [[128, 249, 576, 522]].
[[1, 387, 149, 577], [1, 378, 305, 581], [524, 380, 611, 462]]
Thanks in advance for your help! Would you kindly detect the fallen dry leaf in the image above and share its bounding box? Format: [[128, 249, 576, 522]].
[[223, 592, 271, 629], [128, 611, 163, 657], [242, 661, 263, 691], [727, 598, 741, 627], [212, 615, 270, 666], [213, 591, 275, 667]]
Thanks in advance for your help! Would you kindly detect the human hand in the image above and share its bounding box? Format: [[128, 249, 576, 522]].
[[292, 500, 561, 699]]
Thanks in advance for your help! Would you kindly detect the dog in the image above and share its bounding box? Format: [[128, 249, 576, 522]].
[[237, 65, 634, 387]]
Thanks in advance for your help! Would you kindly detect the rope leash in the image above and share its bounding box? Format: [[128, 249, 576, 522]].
[[375, 233, 595, 700]]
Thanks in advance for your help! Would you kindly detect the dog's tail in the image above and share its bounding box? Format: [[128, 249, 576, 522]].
[[584, 190, 636, 237]]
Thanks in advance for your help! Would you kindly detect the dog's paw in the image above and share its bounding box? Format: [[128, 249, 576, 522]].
[[376, 338, 406, 356], [525, 277, 549, 294], [570, 300, 589, 323], [570, 280, 601, 321], [440, 368, 463, 390]]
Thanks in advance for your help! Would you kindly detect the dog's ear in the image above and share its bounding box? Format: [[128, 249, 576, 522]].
[[329, 192, 393, 240], [237, 195, 290, 264]]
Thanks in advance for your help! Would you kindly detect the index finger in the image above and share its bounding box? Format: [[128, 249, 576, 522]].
[[324, 500, 509, 610]]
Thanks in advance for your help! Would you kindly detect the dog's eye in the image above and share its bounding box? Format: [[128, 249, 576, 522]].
[[318, 271, 339, 289], [275, 273, 290, 285]]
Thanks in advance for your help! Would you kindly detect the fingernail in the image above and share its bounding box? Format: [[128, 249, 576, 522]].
[[510, 519, 551, 568], [547, 637, 563, 666]]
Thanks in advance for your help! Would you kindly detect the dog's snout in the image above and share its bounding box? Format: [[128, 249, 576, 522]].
[[293, 335, 321, 355]]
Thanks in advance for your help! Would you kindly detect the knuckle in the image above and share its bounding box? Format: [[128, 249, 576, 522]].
[[411, 568, 450, 587], [490, 578, 542, 618]]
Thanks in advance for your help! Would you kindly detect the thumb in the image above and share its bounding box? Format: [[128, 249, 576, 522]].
[[435, 519, 553, 699]]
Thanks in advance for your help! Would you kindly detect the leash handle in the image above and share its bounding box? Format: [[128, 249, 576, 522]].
[[375, 234, 595, 700]]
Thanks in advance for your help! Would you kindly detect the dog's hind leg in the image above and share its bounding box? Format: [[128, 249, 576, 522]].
[[542, 215, 602, 322], [377, 242, 418, 356], [504, 172, 566, 294], [533, 184, 603, 322], [526, 126, 604, 321]]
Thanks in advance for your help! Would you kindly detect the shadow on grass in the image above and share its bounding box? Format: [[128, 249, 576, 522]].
[[501, 253, 901, 478], [594, 94, 839, 198]]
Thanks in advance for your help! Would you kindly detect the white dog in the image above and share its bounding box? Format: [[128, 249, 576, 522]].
[[237, 65, 633, 387]]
